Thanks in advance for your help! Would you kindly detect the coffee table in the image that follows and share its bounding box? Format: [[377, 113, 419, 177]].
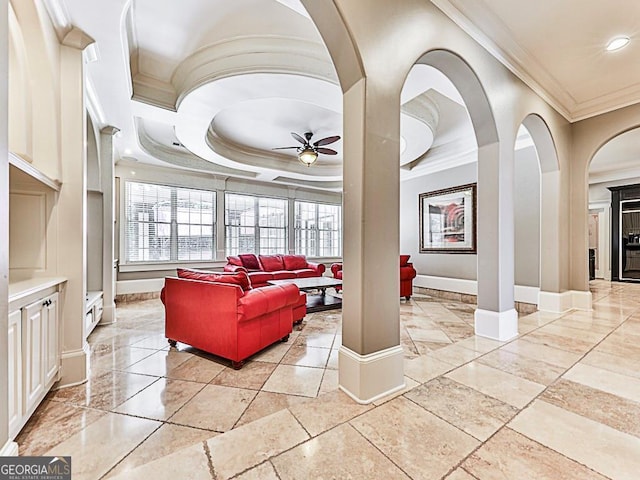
[[267, 277, 343, 313]]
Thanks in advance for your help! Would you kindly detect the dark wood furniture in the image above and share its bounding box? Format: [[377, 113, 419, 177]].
[[267, 277, 343, 313]]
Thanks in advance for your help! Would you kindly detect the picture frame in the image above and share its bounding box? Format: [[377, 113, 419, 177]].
[[419, 183, 477, 254]]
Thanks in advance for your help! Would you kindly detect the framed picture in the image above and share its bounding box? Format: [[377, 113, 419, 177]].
[[419, 183, 477, 254]]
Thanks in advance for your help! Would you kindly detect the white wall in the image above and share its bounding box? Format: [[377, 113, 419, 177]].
[[400, 162, 478, 280]]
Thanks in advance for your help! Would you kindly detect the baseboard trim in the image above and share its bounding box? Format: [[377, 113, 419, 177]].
[[538, 290, 592, 313], [338, 345, 405, 404], [474, 308, 518, 341], [116, 278, 164, 295], [0, 440, 19, 456], [99, 303, 116, 325], [414, 275, 539, 304], [59, 345, 89, 388]]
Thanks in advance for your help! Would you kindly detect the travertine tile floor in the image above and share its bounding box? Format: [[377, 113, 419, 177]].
[[16, 280, 640, 479]]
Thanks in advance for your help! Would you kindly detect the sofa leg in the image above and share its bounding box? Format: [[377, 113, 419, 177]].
[[281, 334, 290, 343], [231, 360, 245, 370], [405, 296, 411, 301], [168, 339, 177, 348]]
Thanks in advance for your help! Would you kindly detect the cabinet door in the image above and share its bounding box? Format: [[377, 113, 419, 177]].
[[8, 310, 22, 438], [43, 293, 60, 386], [22, 299, 45, 413]]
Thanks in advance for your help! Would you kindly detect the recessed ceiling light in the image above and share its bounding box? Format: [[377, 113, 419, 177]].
[[606, 36, 630, 52]]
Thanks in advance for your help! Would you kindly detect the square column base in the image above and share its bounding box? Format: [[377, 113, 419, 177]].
[[474, 308, 518, 341], [538, 290, 592, 313], [59, 344, 89, 388], [338, 345, 405, 404]]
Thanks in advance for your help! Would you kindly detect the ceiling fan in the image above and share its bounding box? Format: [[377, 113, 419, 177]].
[[273, 132, 341, 166]]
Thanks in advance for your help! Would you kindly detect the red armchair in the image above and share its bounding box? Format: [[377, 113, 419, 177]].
[[161, 275, 300, 369], [330, 255, 417, 300]]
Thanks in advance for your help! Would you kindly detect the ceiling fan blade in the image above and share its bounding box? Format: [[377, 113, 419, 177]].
[[316, 147, 338, 155], [313, 135, 341, 147], [291, 132, 306, 145], [272, 147, 299, 150]]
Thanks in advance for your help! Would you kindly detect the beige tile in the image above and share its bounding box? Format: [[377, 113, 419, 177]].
[[250, 341, 292, 363], [164, 353, 227, 383], [289, 390, 373, 436], [456, 335, 505, 353], [326, 348, 339, 369], [272, 423, 410, 480], [16, 400, 107, 456], [537, 323, 606, 344], [207, 409, 309, 479], [318, 368, 339, 395], [49, 370, 158, 410], [510, 400, 640, 480], [281, 345, 331, 368], [210, 361, 276, 390], [130, 333, 172, 350], [403, 355, 453, 383], [262, 365, 324, 397], [406, 377, 518, 440], [235, 391, 308, 427], [581, 349, 640, 379], [428, 343, 482, 367], [477, 348, 566, 385], [406, 326, 453, 343], [501, 338, 582, 368], [564, 362, 640, 402], [522, 329, 595, 354], [463, 427, 608, 480], [446, 362, 545, 408], [293, 332, 335, 348], [170, 384, 257, 432], [105, 424, 217, 478], [106, 442, 211, 480], [444, 469, 477, 480], [124, 349, 194, 377], [89, 346, 158, 375], [540, 379, 640, 438], [45, 412, 160, 480], [114, 378, 204, 420], [235, 461, 279, 480], [350, 396, 478, 479]]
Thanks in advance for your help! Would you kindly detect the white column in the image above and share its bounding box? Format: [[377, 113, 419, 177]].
[[475, 141, 518, 341], [0, 0, 17, 456], [99, 126, 118, 324], [338, 79, 404, 404], [57, 27, 94, 386]]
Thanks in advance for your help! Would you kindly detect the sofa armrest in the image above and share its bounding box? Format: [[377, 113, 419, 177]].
[[224, 264, 248, 273], [400, 263, 417, 280], [307, 262, 326, 275], [237, 283, 300, 322], [330, 263, 342, 276]]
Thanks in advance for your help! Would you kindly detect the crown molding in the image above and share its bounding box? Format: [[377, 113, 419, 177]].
[[41, 0, 71, 41], [61, 25, 95, 50]]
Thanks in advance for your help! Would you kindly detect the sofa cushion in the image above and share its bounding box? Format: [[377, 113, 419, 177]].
[[271, 271, 296, 281], [226, 256, 243, 267], [282, 254, 308, 270], [237, 284, 299, 322], [292, 268, 317, 278], [239, 254, 261, 271], [177, 268, 252, 291], [247, 271, 274, 286], [259, 255, 285, 272], [400, 254, 411, 267]]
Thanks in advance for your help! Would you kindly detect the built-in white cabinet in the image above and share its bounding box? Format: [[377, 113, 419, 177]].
[[7, 310, 23, 438], [8, 279, 65, 440], [85, 291, 103, 338]]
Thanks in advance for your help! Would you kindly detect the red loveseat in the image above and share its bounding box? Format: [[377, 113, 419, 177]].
[[331, 255, 417, 300], [161, 271, 301, 369], [225, 253, 326, 288]]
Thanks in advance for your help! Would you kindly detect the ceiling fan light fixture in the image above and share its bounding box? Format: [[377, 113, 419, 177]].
[[298, 147, 318, 166], [606, 35, 630, 51]]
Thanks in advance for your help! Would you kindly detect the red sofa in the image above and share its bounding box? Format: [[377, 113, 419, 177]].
[[161, 272, 301, 369], [331, 255, 417, 300], [225, 253, 326, 288]]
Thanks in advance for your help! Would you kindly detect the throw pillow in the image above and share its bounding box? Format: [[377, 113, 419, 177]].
[[239, 254, 261, 270], [259, 254, 285, 272], [177, 268, 252, 291], [282, 254, 308, 270]]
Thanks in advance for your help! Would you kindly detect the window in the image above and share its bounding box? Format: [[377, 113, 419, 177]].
[[225, 193, 287, 255], [125, 181, 215, 263], [295, 201, 341, 257]]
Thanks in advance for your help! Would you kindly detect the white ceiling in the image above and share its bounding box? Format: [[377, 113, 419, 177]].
[[46, 0, 639, 190]]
